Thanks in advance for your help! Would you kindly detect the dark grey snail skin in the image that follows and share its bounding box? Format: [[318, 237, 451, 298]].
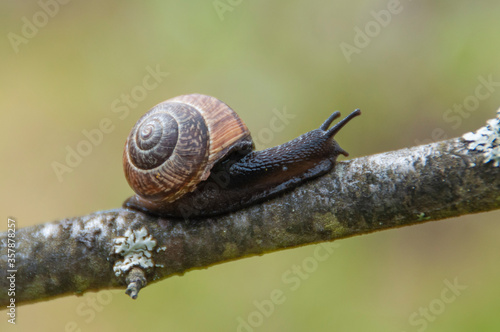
[[122, 94, 361, 219]]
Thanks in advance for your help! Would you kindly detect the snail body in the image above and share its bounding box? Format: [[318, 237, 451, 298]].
[[123, 94, 361, 218]]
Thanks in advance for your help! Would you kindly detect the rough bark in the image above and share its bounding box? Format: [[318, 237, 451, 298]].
[[1, 135, 499, 307]]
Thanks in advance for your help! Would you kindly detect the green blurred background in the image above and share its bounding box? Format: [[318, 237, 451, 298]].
[[1, 1, 500, 331]]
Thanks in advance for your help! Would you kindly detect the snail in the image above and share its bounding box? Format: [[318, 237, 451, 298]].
[[123, 94, 361, 218]]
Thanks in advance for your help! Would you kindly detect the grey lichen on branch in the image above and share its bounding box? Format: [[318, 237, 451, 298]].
[[462, 109, 500, 166], [0, 112, 499, 306]]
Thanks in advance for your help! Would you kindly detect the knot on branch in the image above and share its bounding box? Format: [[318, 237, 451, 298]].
[[125, 267, 147, 299]]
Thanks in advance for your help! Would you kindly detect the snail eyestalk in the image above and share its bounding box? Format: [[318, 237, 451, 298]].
[[326, 109, 361, 138], [320, 111, 341, 130]]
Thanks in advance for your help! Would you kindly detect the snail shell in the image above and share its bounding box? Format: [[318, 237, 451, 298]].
[[123, 94, 253, 205]]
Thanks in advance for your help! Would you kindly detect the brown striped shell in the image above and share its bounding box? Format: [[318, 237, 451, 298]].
[[123, 94, 253, 203]]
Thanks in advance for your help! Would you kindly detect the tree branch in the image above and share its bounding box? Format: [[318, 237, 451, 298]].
[[1, 116, 499, 306]]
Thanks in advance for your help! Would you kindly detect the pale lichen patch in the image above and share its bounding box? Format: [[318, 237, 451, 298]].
[[113, 227, 157, 277], [83, 215, 108, 237], [114, 213, 128, 229], [232, 213, 251, 231], [368, 151, 417, 176], [39, 222, 60, 238], [70, 222, 83, 239], [463, 109, 500, 166], [156, 246, 167, 253]]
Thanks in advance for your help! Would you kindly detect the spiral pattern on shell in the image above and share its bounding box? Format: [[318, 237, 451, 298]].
[[123, 94, 253, 203]]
